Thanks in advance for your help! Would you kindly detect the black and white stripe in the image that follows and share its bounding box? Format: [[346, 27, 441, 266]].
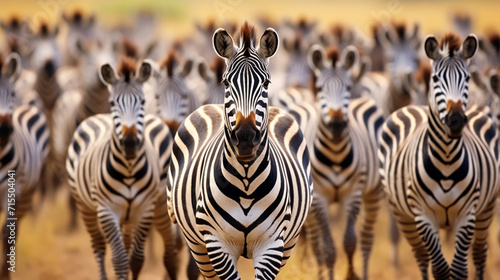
[[379, 34, 499, 280], [167, 23, 312, 280], [66, 58, 177, 280]]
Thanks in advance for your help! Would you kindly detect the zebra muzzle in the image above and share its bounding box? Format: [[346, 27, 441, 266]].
[[445, 100, 467, 138], [0, 114, 13, 147], [328, 108, 347, 138], [164, 119, 180, 134], [121, 125, 139, 159], [231, 111, 261, 161], [44, 59, 56, 76]]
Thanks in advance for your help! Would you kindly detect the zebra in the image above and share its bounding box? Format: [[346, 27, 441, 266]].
[[378, 33, 499, 280], [52, 37, 117, 230], [61, 10, 98, 67], [167, 22, 313, 280], [149, 50, 200, 134], [0, 52, 49, 279], [296, 45, 384, 280], [198, 56, 225, 105], [66, 56, 177, 280]]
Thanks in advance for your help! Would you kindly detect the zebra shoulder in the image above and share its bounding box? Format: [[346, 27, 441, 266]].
[[379, 105, 427, 163], [268, 106, 308, 155], [465, 107, 499, 158]]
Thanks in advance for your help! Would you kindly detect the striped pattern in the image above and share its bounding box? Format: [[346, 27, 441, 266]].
[[379, 34, 499, 280], [0, 53, 49, 279], [66, 60, 177, 280], [167, 23, 313, 280]]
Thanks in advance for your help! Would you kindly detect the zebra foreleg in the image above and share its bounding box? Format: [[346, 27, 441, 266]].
[[97, 207, 129, 280], [389, 213, 400, 267], [450, 210, 476, 280], [130, 208, 155, 280], [253, 236, 285, 280], [414, 213, 449, 280], [343, 190, 361, 280], [472, 200, 495, 280], [153, 193, 179, 280], [204, 233, 240, 280], [304, 194, 335, 280], [81, 209, 107, 280], [397, 215, 429, 280], [360, 186, 382, 280]]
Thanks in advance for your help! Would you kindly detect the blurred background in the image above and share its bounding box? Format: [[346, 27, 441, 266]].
[[1, 0, 500, 279]]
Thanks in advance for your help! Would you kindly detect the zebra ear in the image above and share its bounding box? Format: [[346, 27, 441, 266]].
[[136, 60, 152, 84], [461, 34, 478, 60], [308, 44, 326, 73], [99, 63, 118, 86], [198, 59, 211, 82], [258, 28, 279, 59], [489, 70, 500, 95], [424, 35, 439, 60], [4, 52, 21, 84], [354, 56, 371, 83], [409, 23, 421, 49], [341, 46, 358, 71], [180, 59, 193, 78], [213, 28, 236, 59]]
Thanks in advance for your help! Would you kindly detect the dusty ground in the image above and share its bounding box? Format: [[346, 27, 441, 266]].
[[8, 189, 500, 280]]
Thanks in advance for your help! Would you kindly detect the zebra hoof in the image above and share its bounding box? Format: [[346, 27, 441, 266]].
[[346, 270, 360, 280]]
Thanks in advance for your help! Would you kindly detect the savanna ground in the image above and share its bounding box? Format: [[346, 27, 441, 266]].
[[2, 0, 500, 279]]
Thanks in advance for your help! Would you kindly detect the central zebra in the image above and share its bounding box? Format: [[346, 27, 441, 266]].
[[167, 22, 313, 280], [379, 33, 499, 280]]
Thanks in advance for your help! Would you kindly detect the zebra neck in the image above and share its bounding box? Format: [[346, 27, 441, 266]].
[[77, 83, 109, 124], [35, 71, 61, 112], [222, 127, 270, 190], [316, 122, 352, 159], [110, 131, 146, 168], [427, 108, 464, 159]]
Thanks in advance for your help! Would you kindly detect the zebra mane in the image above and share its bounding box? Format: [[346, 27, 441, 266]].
[[392, 22, 406, 40], [39, 21, 50, 37], [159, 50, 178, 78], [326, 46, 340, 67], [440, 33, 462, 56], [236, 22, 255, 55], [487, 32, 500, 53], [69, 9, 84, 24], [331, 24, 347, 40], [122, 37, 139, 59], [6, 16, 21, 29], [117, 56, 137, 82], [211, 56, 225, 83]]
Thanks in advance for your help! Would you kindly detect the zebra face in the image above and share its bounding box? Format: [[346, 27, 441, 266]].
[[0, 53, 21, 147], [99, 57, 152, 159], [155, 55, 194, 134], [213, 23, 278, 162], [30, 25, 61, 77], [309, 45, 358, 140], [425, 34, 478, 138]]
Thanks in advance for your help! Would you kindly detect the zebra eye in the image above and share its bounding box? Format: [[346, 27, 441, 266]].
[[222, 79, 230, 88], [110, 100, 116, 106], [140, 99, 145, 105], [432, 75, 439, 83], [263, 80, 270, 90], [346, 85, 352, 91], [465, 76, 470, 82]]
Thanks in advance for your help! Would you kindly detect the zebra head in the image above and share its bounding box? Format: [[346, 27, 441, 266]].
[[378, 22, 420, 89], [62, 10, 98, 66], [155, 50, 195, 133], [425, 33, 478, 138], [213, 22, 278, 162], [0, 53, 21, 147], [30, 22, 61, 77], [309, 44, 358, 140], [198, 56, 225, 105], [99, 56, 152, 159], [283, 33, 311, 88]]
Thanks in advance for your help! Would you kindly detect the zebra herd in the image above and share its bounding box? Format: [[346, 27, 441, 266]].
[[1, 9, 500, 280]]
